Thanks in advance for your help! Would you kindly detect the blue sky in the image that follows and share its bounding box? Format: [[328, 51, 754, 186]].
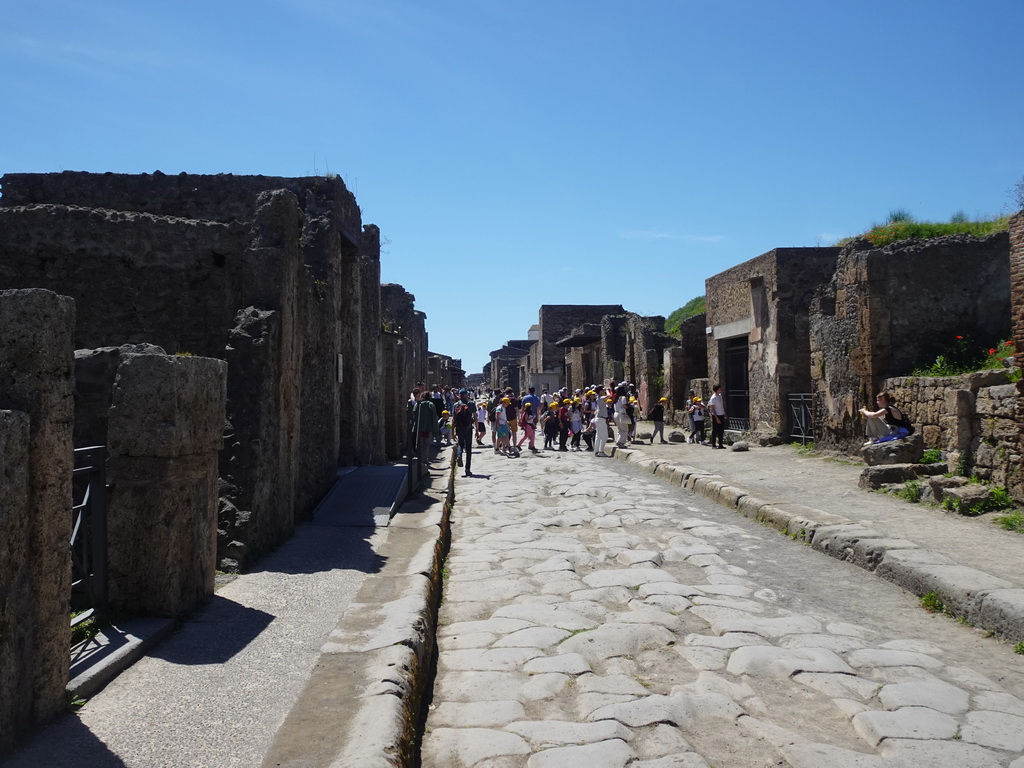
[[3, 1, 1023, 374]]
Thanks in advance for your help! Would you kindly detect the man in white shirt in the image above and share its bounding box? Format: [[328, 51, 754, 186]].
[[707, 384, 726, 449]]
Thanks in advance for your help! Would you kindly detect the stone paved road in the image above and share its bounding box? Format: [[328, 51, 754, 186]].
[[422, 446, 1024, 768]]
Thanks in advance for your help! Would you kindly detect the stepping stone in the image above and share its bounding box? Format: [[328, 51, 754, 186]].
[[877, 679, 969, 714], [524, 653, 592, 675], [972, 691, 1024, 718], [507, 720, 632, 746], [422, 727, 530, 766], [559, 623, 676, 663], [582, 569, 677, 589], [793, 672, 880, 701], [527, 738, 636, 768], [440, 648, 544, 671], [430, 700, 526, 727], [878, 739, 1004, 767], [846, 649, 943, 670], [852, 706, 959, 746], [493, 604, 599, 631], [493, 626, 572, 649], [577, 674, 651, 696], [960, 710, 1024, 751], [726, 646, 854, 678]]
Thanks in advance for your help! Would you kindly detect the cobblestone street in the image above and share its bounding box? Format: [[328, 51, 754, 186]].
[[422, 447, 1024, 768]]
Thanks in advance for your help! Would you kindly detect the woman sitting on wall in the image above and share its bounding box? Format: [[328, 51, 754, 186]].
[[860, 391, 915, 446]]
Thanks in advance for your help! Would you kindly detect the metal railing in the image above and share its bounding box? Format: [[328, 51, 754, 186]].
[[787, 393, 814, 444], [71, 446, 108, 627], [726, 417, 750, 431]]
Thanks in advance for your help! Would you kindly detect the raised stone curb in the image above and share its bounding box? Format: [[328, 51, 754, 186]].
[[259, 455, 456, 768], [608, 445, 1024, 643]]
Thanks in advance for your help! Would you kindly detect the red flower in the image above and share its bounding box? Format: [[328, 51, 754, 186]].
[[956, 336, 963, 340], [989, 348, 997, 355]]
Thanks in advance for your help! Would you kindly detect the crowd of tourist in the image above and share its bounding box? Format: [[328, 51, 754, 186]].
[[408, 380, 731, 478]]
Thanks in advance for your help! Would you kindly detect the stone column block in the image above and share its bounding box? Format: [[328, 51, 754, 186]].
[[0, 288, 75, 734], [0, 409, 32, 754], [106, 353, 227, 617]]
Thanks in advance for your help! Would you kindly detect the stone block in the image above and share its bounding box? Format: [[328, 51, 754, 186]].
[[973, 589, 1024, 643], [0, 289, 75, 730], [0, 409, 32, 754], [858, 464, 918, 489], [108, 353, 227, 458], [942, 484, 992, 512], [862, 433, 923, 465]]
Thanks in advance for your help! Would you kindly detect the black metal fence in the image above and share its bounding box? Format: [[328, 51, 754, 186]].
[[787, 393, 814, 444], [71, 446, 108, 627]]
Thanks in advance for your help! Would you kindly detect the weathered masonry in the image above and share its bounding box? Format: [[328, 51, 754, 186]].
[[705, 247, 840, 437], [809, 232, 1011, 452], [0, 171, 417, 570]]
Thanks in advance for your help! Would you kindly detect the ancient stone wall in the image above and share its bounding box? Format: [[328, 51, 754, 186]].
[[879, 371, 1020, 494], [0, 172, 385, 570], [706, 248, 838, 434], [381, 284, 429, 459], [535, 305, 623, 386], [0, 289, 74, 748], [0, 205, 244, 356], [811, 233, 1010, 451], [106, 353, 226, 616], [663, 313, 709, 424], [1010, 211, 1024, 501]]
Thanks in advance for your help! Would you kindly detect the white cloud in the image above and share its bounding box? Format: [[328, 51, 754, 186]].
[[618, 229, 725, 243]]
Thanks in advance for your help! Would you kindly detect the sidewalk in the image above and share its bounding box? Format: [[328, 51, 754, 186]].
[[609, 439, 1024, 643], [3, 461, 433, 768]]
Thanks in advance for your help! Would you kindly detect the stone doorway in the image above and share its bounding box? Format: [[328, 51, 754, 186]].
[[722, 336, 750, 430]]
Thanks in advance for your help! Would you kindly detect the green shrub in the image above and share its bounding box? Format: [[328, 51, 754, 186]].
[[665, 296, 706, 336], [894, 480, 923, 503], [995, 510, 1024, 533], [919, 448, 942, 465], [920, 592, 947, 613]]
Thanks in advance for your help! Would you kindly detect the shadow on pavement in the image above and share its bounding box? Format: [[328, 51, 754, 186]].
[[146, 595, 275, 666], [2, 713, 129, 768]]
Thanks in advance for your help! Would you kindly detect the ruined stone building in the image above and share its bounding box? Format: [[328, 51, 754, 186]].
[[381, 283, 428, 459], [809, 232, 1011, 452], [557, 311, 674, 410], [428, 352, 465, 389], [0, 172, 432, 570], [520, 305, 623, 392], [662, 312, 710, 423], [487, 340, 534, 392], [704, 247, 841, 437]]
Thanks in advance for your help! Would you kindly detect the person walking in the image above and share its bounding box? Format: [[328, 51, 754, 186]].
[[452, 389, 476, 477], [411, 390, 439, 477], [708, 384, 727, 449], [689, 396, 707, 445], [517, 401, 538, 452], [648, 397, 668, 444], [594, 387, 611, 457], [613, 384, 631, 449]]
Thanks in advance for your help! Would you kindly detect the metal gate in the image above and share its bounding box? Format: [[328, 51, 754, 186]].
[[787, 393, 814, 444], [71, 446, 108, 627], [723, 338, 750, 431]]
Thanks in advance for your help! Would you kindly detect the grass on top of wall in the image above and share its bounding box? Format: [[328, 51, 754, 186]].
[[836, 209, 1011, 248]]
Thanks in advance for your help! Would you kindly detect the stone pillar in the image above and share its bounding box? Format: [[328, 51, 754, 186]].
[[0, 289, 75, 741], [106, 353, 226, 617], [0, 409, 32, 755]]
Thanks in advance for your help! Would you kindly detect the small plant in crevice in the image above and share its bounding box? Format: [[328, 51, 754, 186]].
[[919, 448, 943, 465], [920, 592, 948, 614], [995, 510, 1024, 533], [1013, 642, 1024, 655], [894, 480, 923, 504]]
